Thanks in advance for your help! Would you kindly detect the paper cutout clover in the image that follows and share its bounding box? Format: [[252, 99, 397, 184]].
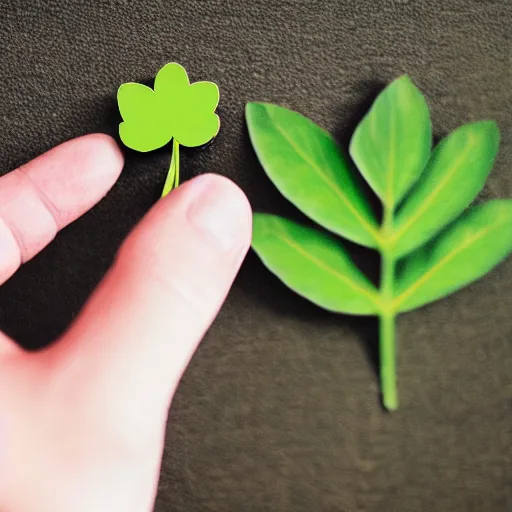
[[117, 62, 220, 195]]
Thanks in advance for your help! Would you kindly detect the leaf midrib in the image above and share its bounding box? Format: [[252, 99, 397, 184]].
[[391, 134, 474, 246], [265, 106, 380, 245], [271, 226, 380, 307], [386, 98, 397, 209], [393, 217, 503, 308]]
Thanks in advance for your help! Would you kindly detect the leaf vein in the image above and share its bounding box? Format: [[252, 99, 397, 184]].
[[386, 96, 397, 208], [275, 229, 380, 306], [392, 135, 474, 243], [393, 219, 503, 307], [266, 108, 380, 244]]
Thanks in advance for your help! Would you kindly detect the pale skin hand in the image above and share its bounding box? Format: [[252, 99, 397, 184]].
[[0, 134, 252, 512]]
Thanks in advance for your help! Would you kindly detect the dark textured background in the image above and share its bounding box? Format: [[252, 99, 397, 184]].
[[1, 0, 511, 510]]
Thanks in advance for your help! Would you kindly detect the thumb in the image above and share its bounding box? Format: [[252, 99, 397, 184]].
[[48, 174, 251, 439]]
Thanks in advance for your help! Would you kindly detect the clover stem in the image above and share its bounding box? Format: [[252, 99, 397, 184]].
[[161, 139, 180, 198], [379, 206, 398, 411], [173, 138, 180, 189]]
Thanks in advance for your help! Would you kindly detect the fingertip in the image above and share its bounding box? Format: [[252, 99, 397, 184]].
[[119, 172, 252, 296], [74, 133, 124, 174], [23, 133, 124, 227], [183, 174, 252, 253], [160, 173, 252, 247], [191, 173, 252, 216], [51, 132, 124, 186], [73, 133, 125, 195]]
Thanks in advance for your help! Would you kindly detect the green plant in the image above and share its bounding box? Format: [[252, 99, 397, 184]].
[[247, 75, 512, 411], [117, 62, 220, 196]]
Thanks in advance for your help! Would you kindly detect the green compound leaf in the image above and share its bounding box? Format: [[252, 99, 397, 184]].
[[350, 75, 432, 208], [252, 214, 380, 315], [246, 102, 380, 248], [247, 76, 510, 411], [393, 121, 500, 258], [395, 200, 512, 312]]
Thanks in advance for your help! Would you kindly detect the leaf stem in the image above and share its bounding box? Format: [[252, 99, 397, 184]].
[[379, 206, 398, 411], [162, 139, 180, 197], [379, 288, 398, 410]]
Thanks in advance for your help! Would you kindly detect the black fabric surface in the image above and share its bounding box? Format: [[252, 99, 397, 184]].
[[1, 1, 511, 510]]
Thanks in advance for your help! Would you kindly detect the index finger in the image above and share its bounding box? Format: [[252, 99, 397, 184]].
[[0, 134, 124, 285]]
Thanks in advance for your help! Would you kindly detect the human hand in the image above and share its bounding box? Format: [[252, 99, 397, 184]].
[[0, 135, 252, 511]]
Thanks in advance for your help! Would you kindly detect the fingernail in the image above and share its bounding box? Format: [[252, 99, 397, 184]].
[[187, 175, 250, 252]]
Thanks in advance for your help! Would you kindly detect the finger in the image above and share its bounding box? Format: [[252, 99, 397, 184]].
[[0, 332, 21, 357], [0, 134, 124, 285], [51, 174, 251, 433]]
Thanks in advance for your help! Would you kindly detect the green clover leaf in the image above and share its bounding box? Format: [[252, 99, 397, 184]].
[[117, 62, 220, 196]]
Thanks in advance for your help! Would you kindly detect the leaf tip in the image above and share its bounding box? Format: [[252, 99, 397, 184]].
[[245, 101, 267, 118], [388, 74, 415, 92], [251, 211, 271, 229], [390, 74, 426, 100], [463, 119, 501, 155], [250, 212, 273, 248], [480, 119, 500, 138], [396, 73, 412, 82], [245, 101, 256, 116]]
